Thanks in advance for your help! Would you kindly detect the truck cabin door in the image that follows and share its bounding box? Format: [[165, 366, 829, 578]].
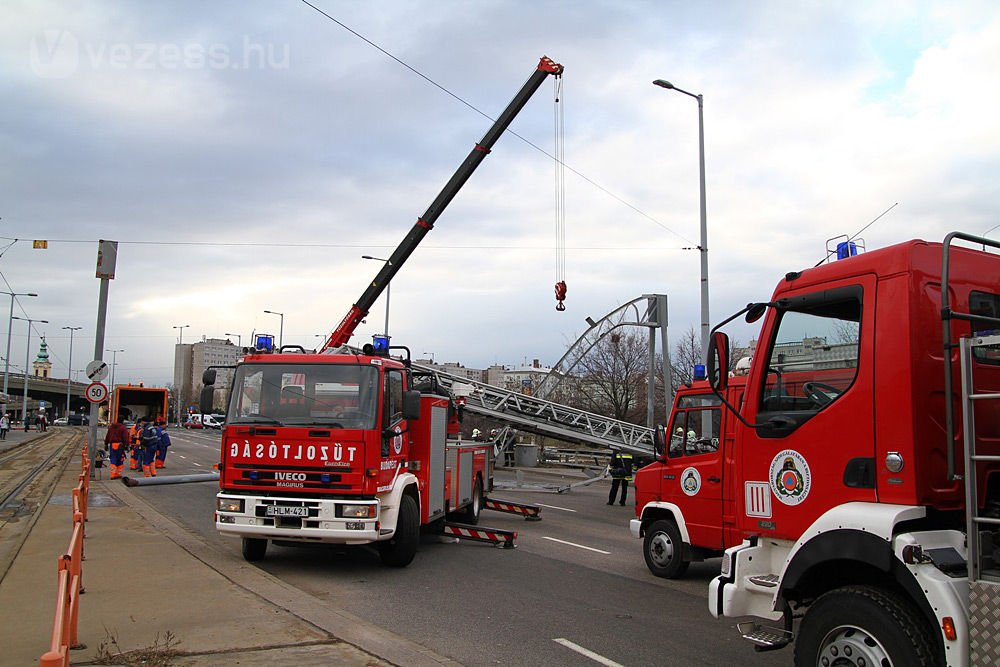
[[666, 393, 725, 549], [739, 278, 877, 540], [381, 369, 407, 460]]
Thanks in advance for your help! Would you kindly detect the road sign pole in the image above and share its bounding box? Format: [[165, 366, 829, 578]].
[[89, 240, 117, 477]]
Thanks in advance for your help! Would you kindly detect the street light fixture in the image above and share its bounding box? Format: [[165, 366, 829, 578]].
[[3, 291, 37, 400], [63, 326, 82, 416], [361, 255, 392, 337], [653, 78, 711, 363], [263, 310, 284, 348], [173, 324, 190, 425], [105, 348, 124, 392], [12, 316, 48, 424], [225, 332, 242, 348]]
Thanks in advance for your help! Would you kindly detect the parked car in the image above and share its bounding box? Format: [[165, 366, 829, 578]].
[[183, 414, 222, 429], [67, 414, 89, 426], [53, 417, 68, 426]]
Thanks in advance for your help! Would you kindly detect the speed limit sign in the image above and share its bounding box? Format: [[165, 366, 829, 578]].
[[85, 382, 109, 403]]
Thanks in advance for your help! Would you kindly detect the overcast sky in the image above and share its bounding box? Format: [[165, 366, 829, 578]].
[[2, 0, 999, 389]]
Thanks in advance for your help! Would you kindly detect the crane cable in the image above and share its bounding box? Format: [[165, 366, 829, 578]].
[[554, 75, 567, 311]]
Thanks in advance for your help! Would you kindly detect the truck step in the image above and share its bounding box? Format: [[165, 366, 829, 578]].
[[747, 573, 780, 588], [442, 522, 517, 549], [484, 497, 542, 521], [736, 621, 792, 650]]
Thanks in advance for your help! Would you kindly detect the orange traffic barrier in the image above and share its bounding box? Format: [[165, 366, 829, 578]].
[[39, 440, 90, 666]]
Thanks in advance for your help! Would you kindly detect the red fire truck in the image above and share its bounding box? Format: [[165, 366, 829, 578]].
[[672, 232, 1000, 666], [205, 57, 562, 567], [631, 376, 747, 578]]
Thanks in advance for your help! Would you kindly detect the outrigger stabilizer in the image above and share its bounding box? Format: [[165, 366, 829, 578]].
[[484, 496, 542, 521], [442, 522, 518, 549]]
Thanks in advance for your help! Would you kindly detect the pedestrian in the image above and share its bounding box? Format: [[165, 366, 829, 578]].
[[607, 450, 634, 506], [0, 413, 8, 440], [139, 418, 160, 477], [105, 417, 130, 480], [24, 414, 30, 432], [128, 420, 143, 471], [154, 419, 171, 468]]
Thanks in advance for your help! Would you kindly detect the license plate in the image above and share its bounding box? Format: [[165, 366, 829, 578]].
[[265, 505, 309, 517], [345, 521, 365, 530]]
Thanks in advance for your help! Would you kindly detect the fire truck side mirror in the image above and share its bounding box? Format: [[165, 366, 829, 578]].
[[402, 390, 421, 421], [199, 385, 215, 414], [202, 369, 217, 386], [653, 424, 667, 461], [707, 331, 730, 392]]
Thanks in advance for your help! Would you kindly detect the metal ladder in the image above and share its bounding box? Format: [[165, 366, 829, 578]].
[[959, 334, 1000, 666], [411, 362, 655, 457]]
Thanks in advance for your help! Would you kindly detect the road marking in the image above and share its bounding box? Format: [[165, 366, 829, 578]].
[[542, 536, 610, 554], [534, 502, 576, 513], [553, 639, 623, 667], [178, 455, 187, 459], [192, 461, 202, 466]]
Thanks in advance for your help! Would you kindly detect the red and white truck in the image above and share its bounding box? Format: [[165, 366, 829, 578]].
[[205, 57, 562, 567], [646, 232, 1000, 665]]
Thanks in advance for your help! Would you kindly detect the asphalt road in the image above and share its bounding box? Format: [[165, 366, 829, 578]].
[[124, 428, 792, 667]]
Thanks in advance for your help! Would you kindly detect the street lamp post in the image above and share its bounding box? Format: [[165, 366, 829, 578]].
[[3, 291, 37, 401], [173, 324, 190, 425], [13, 316, 48, 424], [361, 255, 391, 337], [63, 326, 82, 416], [653, 79, 711, 363], [106, 348, 124, 393], [263, 310, 284, 348]]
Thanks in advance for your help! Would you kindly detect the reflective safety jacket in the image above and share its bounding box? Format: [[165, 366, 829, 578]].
[[610, 453, 634, 481]]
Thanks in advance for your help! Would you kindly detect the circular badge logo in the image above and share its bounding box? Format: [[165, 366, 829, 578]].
[[392, 426, 403, 455], [680, 467, 701, 496], [768, 449, 812, 505]]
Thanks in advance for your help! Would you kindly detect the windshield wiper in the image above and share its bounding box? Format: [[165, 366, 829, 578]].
[[230, 415, 285, 426]]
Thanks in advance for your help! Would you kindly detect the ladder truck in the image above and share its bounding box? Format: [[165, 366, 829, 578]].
[[691, 232, 1000, 666], [206, 56, 562, 567]]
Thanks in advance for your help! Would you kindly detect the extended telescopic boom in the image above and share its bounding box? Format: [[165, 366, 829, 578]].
[[321, 56, 563, 352]]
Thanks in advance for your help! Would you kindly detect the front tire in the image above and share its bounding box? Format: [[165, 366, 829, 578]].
[[242, 537, 267, 562], [794, 585, 937, 667], [642, 519, 689, 578], [379, 494, 419, 567]]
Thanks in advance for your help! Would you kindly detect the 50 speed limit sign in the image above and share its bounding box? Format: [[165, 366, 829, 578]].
[[85, 382, 109, 403]]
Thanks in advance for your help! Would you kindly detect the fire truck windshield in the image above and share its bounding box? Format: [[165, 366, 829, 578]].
[[227, 363, 380, 429]]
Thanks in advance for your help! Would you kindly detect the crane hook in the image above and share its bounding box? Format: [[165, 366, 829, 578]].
[[554, 280, 567, 311]]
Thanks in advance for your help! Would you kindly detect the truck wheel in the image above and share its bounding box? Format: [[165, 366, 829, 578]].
[[643, 520, 689, 578], [459, 478, 483, 525], [242, 537, 267, 562], [794, 585, 936, 667], [379, 494, 419, 567]]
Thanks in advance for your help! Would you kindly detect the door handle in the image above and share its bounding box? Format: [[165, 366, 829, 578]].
[[707, 476, 721, 483]]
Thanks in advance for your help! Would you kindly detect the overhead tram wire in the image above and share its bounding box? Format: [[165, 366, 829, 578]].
[[296, 0, 696, 248], [812, 202, 899, 267]]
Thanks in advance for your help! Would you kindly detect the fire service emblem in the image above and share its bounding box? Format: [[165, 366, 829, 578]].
[[768, 449, 812, 506]]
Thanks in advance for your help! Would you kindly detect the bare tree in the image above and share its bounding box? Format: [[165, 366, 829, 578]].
[[569, 330, 651, 422]]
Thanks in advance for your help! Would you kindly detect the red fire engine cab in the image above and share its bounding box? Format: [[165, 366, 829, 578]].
[[684, 233, 1000, 666], [207, 339, 489, 566]]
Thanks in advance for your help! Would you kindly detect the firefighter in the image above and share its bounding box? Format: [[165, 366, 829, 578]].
[[607, 450, 634, 506], [104, 417, 130, 480], [154, 419, 171, 468], [139, 418, 160, 477]]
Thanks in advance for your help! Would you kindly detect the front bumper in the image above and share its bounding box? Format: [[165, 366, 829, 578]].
[[629, 518, 642, 539], [215, 493, 385, 545]]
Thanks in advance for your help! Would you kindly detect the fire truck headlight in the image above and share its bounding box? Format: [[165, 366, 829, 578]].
[[338, 504, 376, 519], [217, 498, 244, 513]]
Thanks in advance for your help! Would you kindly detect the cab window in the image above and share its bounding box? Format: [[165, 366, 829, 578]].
[[970, 291, 1000, 365], [383, 370, 404, 428], [668, 394, 722, 457], [758, 286, 861, 416]]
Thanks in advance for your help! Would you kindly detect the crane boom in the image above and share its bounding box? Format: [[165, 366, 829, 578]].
[[321, 55, 563, 352]]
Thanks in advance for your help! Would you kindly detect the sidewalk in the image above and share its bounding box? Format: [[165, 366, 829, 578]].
[[0, 431, 458, 666]]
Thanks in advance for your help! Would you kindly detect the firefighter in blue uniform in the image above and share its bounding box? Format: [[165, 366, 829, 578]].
[[154, 419, 171, 468], [139, 417, 159, 477], [607, 451, 634, 506]]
